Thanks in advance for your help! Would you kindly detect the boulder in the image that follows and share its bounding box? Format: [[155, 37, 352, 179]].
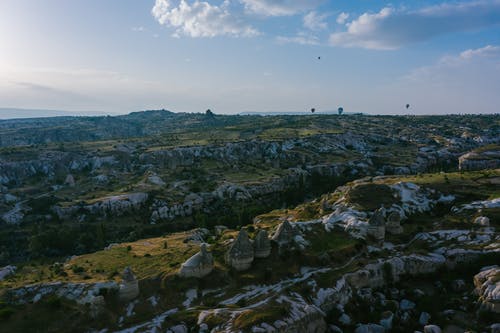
[[473, 265, 500, 313], [253, 230, 271, 258], [424, 325, 442, 333], [89, 295, 105, 318], [64, 174, 75, 187], [272, 220, 295, 247], [178, 243, 214, 278], [474, 216, 490, 227], [367, 208, 385, 242], [419, 312, 431, 326], [386, 211, 403, 235], [0, 265, 16, 280], [354, 323, 385, 333], [379, 311, 393, 330], [226, 229, 254, 271], [119, 267, 139, 301]]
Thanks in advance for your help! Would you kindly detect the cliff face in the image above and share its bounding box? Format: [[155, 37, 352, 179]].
[[459, 145, 500, 171]]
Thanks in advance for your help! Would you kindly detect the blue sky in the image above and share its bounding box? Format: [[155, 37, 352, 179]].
[[1, 0, 500, 116]]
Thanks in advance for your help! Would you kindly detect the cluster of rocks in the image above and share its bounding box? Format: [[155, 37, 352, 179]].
[[474, 265, 500, 314], [0, 265, 16, 280], [52, 192, 149, 219], [225, 229, 271, 271], [459, 146, 500, 171], [366, 208, 404, 242]]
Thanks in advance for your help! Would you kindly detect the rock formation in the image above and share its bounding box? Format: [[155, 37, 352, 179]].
[[226, 229, 254, 271], [424, 325, 442, 333], [386, 211, 403, 235], [272, 220, 296, 247], [0, 265, 16, 280], [178, 243, 214, 278], [473, 265, 500, 313], [367, 207, 386, 242], [119, 267, 139, 302], [459, 147, 500, 171], [253, 230, 271, 258], [64, 174, 75, 187], [474, 216, 490, 227]]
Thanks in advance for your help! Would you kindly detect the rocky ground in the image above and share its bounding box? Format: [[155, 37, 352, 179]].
[[0, 112, 498, 264], [0, 169, 498, 332], [0, 112, 499, 332]]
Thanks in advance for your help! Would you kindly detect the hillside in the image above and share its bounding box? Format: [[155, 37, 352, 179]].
[[0, 170, 498, 332], [0, 112, 498, 266]]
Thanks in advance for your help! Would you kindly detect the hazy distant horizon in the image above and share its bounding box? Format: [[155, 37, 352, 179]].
[[2, 107, 499, 121]]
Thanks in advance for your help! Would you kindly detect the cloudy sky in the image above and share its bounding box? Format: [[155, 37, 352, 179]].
[[1, 0, 500, 116]]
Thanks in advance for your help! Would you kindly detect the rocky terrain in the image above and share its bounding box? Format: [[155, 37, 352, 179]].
[[0, 111, 499, 332], [0, 112, 498, 264]]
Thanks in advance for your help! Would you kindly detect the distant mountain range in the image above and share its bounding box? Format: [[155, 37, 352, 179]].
[[0, 108, 117, 120], [239, 111, 361, 116]]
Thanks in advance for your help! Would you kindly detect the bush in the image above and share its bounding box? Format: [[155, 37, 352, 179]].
[[71, 265, 85, 274], [45, 295, 62, 308]]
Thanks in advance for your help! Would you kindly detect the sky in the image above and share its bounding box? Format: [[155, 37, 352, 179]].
[[1, 0, 500, 117]]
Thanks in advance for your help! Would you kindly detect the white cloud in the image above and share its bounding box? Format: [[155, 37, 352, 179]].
[[336, 12, 349, 25], [330, 1, 500, 50], [276, 32, 319, 45], [240, 0, 321, 17], [303, 11, 328, 31], [407, 45, 500, 80], [457, 44, 500, 60], [151, 0, 258, 38], [386, 45, 500, 113], [131, 26, 145, 32]]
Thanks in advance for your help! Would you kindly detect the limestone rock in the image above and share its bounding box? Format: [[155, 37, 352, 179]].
[[272, 220, 296, 247], [424, 325, 442, 333], [419, 312, 431, 325], [254, 230, 271, 258], [226, 229, 254, 271], [89, 295, 105, 318], [474, 216, 490, 227], [119, 267, 139, 301], [367, 208, 385, 242], [386, 211, 403, 235], [459, 148, 500, 171], [0, 265, 16, 280], [179, 243, 214, 278], [379, 311, 393, 330], [167, 324, 188, 333], [474, 265, 500, 313], [64, 174, 75, 187], [355, 323, 385, 333], [147, 173, 166, 186]]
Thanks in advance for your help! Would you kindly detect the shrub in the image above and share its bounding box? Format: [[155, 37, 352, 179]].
[[71, 265, 85, 274], [45, 295, 62, 308]]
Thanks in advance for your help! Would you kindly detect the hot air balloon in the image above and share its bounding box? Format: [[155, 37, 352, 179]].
[[406, 104, 410, 109], [311, 108, 316, 113], [318, 56, 321, 60], [338, 107, 344, 115]]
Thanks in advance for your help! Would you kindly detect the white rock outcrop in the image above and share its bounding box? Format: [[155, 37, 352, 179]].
[[254, 230, 271, 258], [178, 243, 214, 278], [226, 229, 254, 271], [119, 267, 140, 302], [474, 265, 500, 314]]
